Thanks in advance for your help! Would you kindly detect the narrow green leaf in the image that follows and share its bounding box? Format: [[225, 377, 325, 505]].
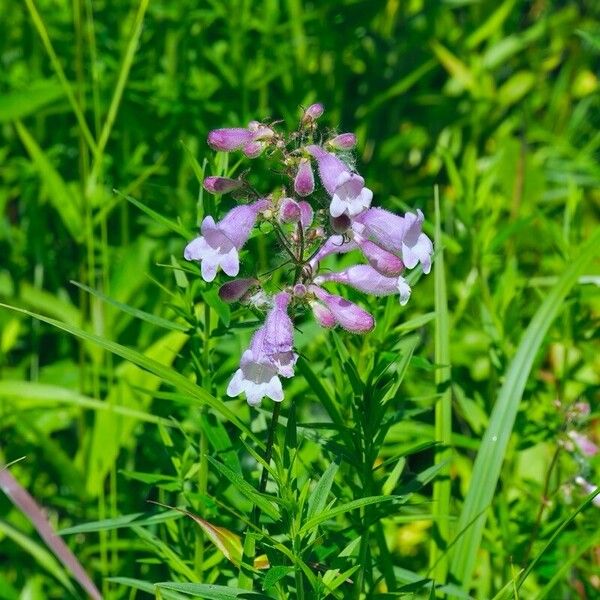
[[58, 510, 181, 535], [449, 227, 600, 587], [430, 186, 452, 582], [157, 582, 272, 599], [207, 457, 279, 520], [307, 462, 339, 520], [70, 280, 188, 332], [299, 495, 398, 536], [116, 189, 193, 238], [262, 566, 294, 590]]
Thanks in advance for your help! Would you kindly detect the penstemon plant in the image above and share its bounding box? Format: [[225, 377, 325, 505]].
[[175, 104, 435, 597], [184, 103, 433, 408]]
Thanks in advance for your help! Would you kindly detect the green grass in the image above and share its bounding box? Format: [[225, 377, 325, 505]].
[[1, 0, 599, 598]]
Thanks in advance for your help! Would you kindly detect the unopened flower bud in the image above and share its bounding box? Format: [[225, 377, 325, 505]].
[[356, 238, 404, 277], [302, 103, 324, 123], [208, 128, 254, 151], [203, 176, 243, 194], [309, 300, 335, 328], [218, 278, 258, 303], [294, 158, 314, 197], [310, 285, 375, 333], [243, 141, 264, 158], [279, 198, 301, 223], [298, 201, 314, 228], [328, 133, 357, 150], [330, 214, 351, 234]]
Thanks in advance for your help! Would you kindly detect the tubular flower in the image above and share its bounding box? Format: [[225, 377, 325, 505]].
[[307, 145, 372, 217], [184, 199, 269, 282], [226, 327, 283, 406], [353, 207, 433, 274], [208, 122, 274, 152], [262, 292, 297, 378], [401, 209, 433, 274], [315, 265, 411, 305], [310, 285, 374, 333]]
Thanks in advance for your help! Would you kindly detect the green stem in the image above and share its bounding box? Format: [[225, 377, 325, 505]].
[[252, 401, 281, 526]]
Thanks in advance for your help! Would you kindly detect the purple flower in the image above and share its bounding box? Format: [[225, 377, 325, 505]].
[[203, 176, 242, 194], [218, 278, 258, 303], [354, 208, 433, 274], [184, 199, 269, 282], [262, 292, 297, 378], [306, 145, 372, 218], [353, 207, 406, 254], [310, 285, 374, 333], [226, 327, 283, 406], [242, 141, 264, 158], [294, 158, 314, 196], [329, 172, 373, 218], [401, 209, 433, 274], [315, 265, 411, 305], [302, 103, 324, 123], [279, 198, 301, 223], [353, 232, 404, 276], [308, 235, 357, 271], [207, 122, 274, 153], [226, 292, 296, 406], [310, 300, 336, 328], [328, 133, 356, 150], [208, 128, 255, 151], [298, 201, 314, 229]]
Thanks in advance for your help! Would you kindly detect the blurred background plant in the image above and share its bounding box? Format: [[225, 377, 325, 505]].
[[0, 0, 599, 598]]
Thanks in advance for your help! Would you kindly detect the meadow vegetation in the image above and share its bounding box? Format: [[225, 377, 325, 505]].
[[0, 0, 599, 598]]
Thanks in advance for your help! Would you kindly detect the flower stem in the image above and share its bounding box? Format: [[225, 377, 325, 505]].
[[252, 401, 281, 526]]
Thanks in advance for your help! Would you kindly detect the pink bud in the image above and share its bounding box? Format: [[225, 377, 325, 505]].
[[354, 233, 404, 276], [302, 103, 324, 123], [298, 201, 314, 228], [294, 158, 314, 196], [243, 141, 264, 158], [328, 133, 356, 150], [310, 285, 375, 334], [218, 278, 258, 303], [310, 300, 336, 328], [207, 128, 254, 151], [279, 198, 301, 223], [203, 176, 243, 194]]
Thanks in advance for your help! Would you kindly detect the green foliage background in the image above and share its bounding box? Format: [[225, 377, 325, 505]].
[[0, 0, 599, 598]]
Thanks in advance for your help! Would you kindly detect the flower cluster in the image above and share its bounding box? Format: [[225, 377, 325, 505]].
[[185, 104, 433, 406]]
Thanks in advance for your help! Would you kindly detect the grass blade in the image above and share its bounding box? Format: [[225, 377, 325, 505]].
[[449, 226, 600, 587], [429, 185, 452, 582]]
